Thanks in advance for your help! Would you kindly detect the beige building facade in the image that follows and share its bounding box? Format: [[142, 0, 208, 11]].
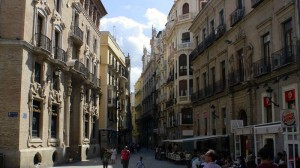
[[0, 0, 106, 167], [190, 0, 300, 162], [99, 31, 131, 150]]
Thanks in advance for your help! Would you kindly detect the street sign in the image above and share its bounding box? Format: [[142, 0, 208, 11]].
[[280, 109, 296, 127], [8, 112, 18, 118]]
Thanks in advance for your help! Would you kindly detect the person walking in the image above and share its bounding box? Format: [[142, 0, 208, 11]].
[[102, 149, 111, 168], [136, 156, 145, 168], [121, 146, 131, 168], [110, 147, 117, 164], [256, 147, 278, 168], [203, 149, 221, 168]]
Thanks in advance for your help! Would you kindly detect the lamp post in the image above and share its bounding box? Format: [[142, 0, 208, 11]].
[[266, 87, 279, 107]]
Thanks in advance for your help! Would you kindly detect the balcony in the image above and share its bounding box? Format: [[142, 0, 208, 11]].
[[230, 7, 245, 27], [253, 58, 271, 77], [191, 90, 205, 102], [178, 13, 192, 21], [205, 33, 215, 48], [73, 61, 86, 74], [53, 47, 67, 63], [167, 74, 174, 83], [71, 26, 83, 45], [215, 24, 226, 40], [271, 45, 296, 70], [178, 42, 192, 50], [228, 70, 242, 86], [251, 0, 264, 8], [35, 33, 52, 52]]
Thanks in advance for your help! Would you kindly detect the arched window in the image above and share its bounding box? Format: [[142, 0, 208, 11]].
[[179, 54, 187, 76], [239, 109, 247, 126], [182, 3, 189, 14]]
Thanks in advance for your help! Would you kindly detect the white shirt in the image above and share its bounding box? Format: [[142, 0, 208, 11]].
[[192, 158, 201, 168]]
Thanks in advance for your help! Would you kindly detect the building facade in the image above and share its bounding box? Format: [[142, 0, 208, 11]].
[[0, 0, 106, 167], [190, 0, 300, 162], [99, 31, 131, 150]]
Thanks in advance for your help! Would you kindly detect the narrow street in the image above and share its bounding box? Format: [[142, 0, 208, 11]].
[[54, 149, 186, 168]]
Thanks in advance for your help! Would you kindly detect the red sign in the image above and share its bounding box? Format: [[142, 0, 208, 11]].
[[285, 89, 295, 102], [263, 97, 271, 107], [281, 109, 296, 127]]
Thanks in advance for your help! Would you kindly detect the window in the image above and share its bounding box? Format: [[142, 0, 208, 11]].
[[51, 105, 58, 138], [52, 72, 59, 91], [179, 80, 187, 96], [189, 79, 193, 95], [262, 33, 270, 65], [203, 72, 207, 93], [56, 0, 61, 13], [237, 0, 243, 9], [93, 38, 97, 54], [211, 67, 215, 93], [179, 54, 187, 76], [93, 93, 97, 106], [34, 62, 41, 84], [53, 30, 61, 59], [182, 3, 189, 14], [220, 61, 226, 89], [182, 32, 190, 43], [283, 19, 293, 56], [222, 108, 227, 134], [182, 108, 193, 124], [219, 9, 224, 25], [202, 28, 206, 41], [37, 15, 44, 35], [84, 114, 89, 138], [266, 104, 272, 123], [210, 20, 215, 34], [32, 100, 41, 138], [196, 36, 199, 46], [92, 117, 97, 139], [86, 30, 90, 45], [237, 49, 245, 82], [85, 87, 89, 103]]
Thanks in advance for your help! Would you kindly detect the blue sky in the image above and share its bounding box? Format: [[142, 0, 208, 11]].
[[100, 0, 173, 92]]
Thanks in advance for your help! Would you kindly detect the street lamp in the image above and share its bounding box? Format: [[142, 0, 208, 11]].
[[266, 87, 279, 107]]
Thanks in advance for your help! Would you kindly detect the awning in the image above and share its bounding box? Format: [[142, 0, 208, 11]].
[[233, 126, 253, 135], [163, 135, 228, 143], [254, 122, 282, 134]]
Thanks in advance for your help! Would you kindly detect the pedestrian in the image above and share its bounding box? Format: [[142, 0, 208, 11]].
[[203, 149, 221, 168], [136, 156, 145, 168], [256, 147, 278, 168], [110, 147, 117, 164], [121, 146, 131, 168], [102, 149, 111, 168]]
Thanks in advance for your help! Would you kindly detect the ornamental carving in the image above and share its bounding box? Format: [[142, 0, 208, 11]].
[[34, 0, 51, 15]]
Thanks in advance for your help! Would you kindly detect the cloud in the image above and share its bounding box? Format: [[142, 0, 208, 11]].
[[100, 8, 167, 91], [145, 8, 167, 30]]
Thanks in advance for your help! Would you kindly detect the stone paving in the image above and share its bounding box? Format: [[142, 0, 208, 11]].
[[54, 149, 186, 168]]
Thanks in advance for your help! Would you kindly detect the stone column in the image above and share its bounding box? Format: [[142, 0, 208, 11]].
[[79, 85, 84, 144], [64, 76, 72, 147]]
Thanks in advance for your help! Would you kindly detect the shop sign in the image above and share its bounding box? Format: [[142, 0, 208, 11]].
[[285, 89, 295, 102], [281, 109, 297, 127], [263, 97, 271, 107]]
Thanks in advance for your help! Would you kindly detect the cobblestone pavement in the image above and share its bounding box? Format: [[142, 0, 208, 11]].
[[54, 149, 186, 168]]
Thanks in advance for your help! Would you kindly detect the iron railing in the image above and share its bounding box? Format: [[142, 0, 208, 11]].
[[215, 79, 226, 93], [230, 7, 245, 27], [166, 99, 174, 108], [74, 26, 83, 41], [205, 33, 215, 48], [74, 61, 86, 74], [215, 24, 226, 40], [53, 47, 67, 62], [271, 45, 295, 70], [35, 33, 52, 52], [253, 58, 271, 77]]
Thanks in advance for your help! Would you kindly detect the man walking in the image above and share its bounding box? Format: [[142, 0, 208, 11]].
[[203, 149, 221, 168], [121, 146, 131, 168]]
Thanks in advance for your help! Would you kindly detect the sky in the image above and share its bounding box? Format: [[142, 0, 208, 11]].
[[100, 0, 174, 92]]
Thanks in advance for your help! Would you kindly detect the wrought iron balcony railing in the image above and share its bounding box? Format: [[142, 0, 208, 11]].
[[215, 24, 226, 40], [215, 79, 226, 93], [205, 33, 215, 48], [271, 45, 295, 70], [166, 99, 174, 108], [253, 58, 271, 77], [53, 47, 67, 63], [230, 7, 245, 27], [74, 26, 83, 41], [35, 33, 52, 52], [74, 61, 86, 74]]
